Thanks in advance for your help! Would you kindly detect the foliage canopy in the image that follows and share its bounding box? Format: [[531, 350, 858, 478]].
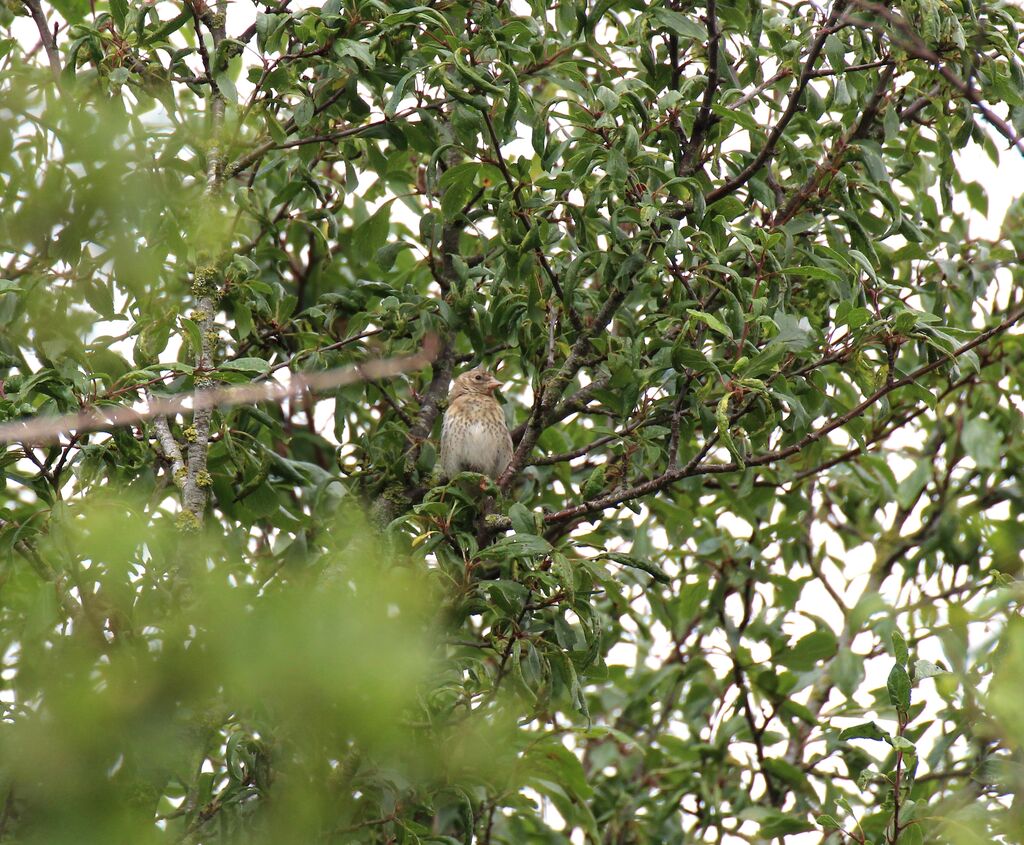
[[2, 0, 1024, 842]]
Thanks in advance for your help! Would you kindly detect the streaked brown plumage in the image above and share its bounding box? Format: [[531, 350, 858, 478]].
[[439, 368, 513, 481]]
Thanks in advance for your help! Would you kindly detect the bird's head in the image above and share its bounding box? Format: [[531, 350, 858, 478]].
[[450, 367, 502, 399]]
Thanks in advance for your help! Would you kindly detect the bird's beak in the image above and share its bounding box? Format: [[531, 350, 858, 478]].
[[487, 375, 503, 391]]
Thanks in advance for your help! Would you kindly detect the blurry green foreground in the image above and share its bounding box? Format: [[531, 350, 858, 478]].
[[0, 494, 517, 844]]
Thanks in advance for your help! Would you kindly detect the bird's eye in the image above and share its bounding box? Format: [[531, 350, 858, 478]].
[[474, 374, 483, 380]]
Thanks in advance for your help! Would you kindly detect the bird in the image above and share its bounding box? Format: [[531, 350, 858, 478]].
[[439, 367, 514, 482]]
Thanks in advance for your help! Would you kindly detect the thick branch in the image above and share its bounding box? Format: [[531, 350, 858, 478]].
[[152, 414, 186, 483], [403, 343, 455, 475], [178, 3, 229, 522]]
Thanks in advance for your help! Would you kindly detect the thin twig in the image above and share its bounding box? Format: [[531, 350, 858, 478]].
[[0, 339, 439, 445]]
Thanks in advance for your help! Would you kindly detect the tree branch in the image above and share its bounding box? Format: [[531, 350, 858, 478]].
[[510, 373, 612, 444], [177, 2, 229, 523], [702, 0, 850, 207], [152, 414, 186, 484], [775, 61, 896, 226], [0, 340, 440, 445], [488, 303, 1024, 529], [679, 0, 720, 176], [226, 103, 446, 179], [21, 0, 61, 80], [846, 0, 1024, 157]]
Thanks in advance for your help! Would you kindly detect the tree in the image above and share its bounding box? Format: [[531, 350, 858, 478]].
[[1, 0, 1024, 841]]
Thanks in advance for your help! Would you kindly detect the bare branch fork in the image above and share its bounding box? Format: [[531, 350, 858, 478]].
[[0, 339, 439, 446]]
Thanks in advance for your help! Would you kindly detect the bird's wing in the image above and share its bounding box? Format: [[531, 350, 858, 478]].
[[494, 425, 514, 479], [438, 411, 455, 479]]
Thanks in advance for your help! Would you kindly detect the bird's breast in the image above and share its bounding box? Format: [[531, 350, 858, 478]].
[[443, 396, 508, 474], [461, 420, 499, 452]]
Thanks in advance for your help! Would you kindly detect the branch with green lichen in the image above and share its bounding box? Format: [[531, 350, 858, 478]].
[[155, 0, 229, 527]]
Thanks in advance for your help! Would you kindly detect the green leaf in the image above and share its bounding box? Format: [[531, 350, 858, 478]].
[[334, 39, 374, 68], [901, 823, 925, 845], [110, 0, 128, 28], [771, 311, 814, 350], [380, 5, 453, 33], [832, 647, 865, 698], [214, 71, 237, 104], [817, 814, 842, 830], [293, 98, 314, 127], [507, 503, 535, 536], [526, 741, 594, 799], [823, 34, 845, 71], [49, 0, 90, 23], [776, 630, 838, 671], [352, 205, 391, 264], [738, 344, 783, 377], [779, 265, 843, 282], [374, 241, 408, 271], [484, 580, 529, 614], [839, 721, 889, 742], [687, 308, 733, 339], [222, 358, 271, 374], [887, 664, 912, 715], [385, 69, 418, 118], [763, 758, 810, 790], [896, 459, 931, 510], [649, 8, 707, 40], [961, 417, 1002, 469], [440, 163, 479, 220], [914, 659, 947, 680], [858, 145, 889, 183], [740, 807, 816, 837], [146, 9, 191, 43], [478, 533, 552, 559], [673, 346, 719, 373], [892, 629, 909, 665], [598, 552, 670, 584]]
